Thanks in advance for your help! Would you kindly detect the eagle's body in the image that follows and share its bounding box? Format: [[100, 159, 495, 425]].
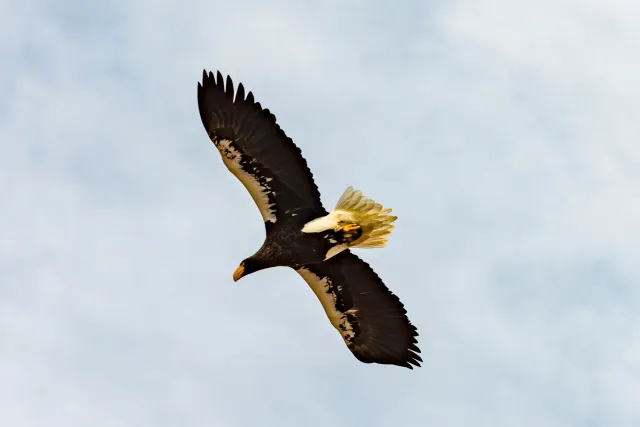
[[197, 70, 421, 369], [250, 219, 364, 267]]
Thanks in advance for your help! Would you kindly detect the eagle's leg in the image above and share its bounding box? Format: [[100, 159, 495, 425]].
[[320, 224, 364, 261], [335, 222, 363, 243], [340, 223, 361, 234]]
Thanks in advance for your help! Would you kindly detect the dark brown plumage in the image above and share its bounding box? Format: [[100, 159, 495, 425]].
[[197, 70, 421, 369]]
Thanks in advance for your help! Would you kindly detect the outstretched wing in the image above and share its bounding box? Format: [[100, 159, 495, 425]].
[[197, 70, 326, 226], [296, 251, 421, 369]]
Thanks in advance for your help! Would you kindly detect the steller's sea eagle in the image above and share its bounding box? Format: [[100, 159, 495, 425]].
[[197, 70, 421, 369]]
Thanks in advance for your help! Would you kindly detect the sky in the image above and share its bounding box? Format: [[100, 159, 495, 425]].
[[1, 0, 639, 426]]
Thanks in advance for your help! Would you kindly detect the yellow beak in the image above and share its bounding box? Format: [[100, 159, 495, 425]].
[[233, 265, 245, 282]]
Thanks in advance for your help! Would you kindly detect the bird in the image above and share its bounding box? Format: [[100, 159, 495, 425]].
[[197, 70, 421, 369]]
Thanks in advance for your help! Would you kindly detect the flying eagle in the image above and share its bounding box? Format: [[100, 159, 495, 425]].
[[197, 70, 421, 369]]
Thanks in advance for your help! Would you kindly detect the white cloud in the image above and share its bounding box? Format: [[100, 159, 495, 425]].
[[1, 0, 638, 426]]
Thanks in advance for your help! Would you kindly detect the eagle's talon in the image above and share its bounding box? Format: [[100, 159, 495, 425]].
[[341, 223, 361, 233]]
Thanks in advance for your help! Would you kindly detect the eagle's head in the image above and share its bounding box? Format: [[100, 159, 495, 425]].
[[233, 257, 268, 282]]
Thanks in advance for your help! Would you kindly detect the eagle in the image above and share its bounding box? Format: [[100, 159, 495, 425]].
[[197, 70, 421, 369]]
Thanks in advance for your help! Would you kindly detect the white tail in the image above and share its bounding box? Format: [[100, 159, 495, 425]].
[[302, 186, 397, 250]]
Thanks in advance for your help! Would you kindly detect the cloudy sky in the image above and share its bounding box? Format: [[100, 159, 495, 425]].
[[2, 0, 639, 425]]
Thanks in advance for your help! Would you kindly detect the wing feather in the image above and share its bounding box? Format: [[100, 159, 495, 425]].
[[296, 251, 421, 369], [197, 70, 326, 225]]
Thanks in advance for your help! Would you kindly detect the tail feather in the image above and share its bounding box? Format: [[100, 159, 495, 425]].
[[302, 186, 397, 251]]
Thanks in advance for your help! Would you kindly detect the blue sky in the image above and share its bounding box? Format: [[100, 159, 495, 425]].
[[2, 0, 639, 426]]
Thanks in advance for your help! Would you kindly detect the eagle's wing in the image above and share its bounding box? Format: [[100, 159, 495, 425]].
[[197, 70, 326, 226], [296, 251, 421, 369]]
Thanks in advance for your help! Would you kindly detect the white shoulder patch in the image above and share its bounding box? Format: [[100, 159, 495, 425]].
[[216, 139, 277, 223], [296, 267, 356, 345], [324, 243, 349, 260]]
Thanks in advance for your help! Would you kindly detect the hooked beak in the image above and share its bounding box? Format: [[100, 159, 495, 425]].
[[233, 264, 245, 282]]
